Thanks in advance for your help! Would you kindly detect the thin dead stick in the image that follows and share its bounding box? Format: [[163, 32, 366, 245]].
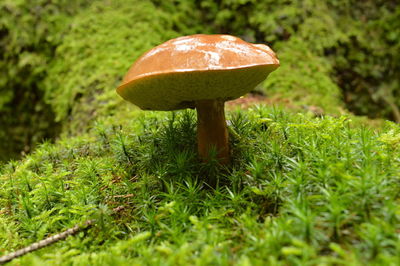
[[0, 205, 126, 264], [0, 220, 94, 265]]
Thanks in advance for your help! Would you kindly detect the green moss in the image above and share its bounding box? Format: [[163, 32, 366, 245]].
[[0, 0, 92, 161], [1, 106, 400, 264], [263, 38, 342, 114], [2, 0, 399, 161], [1, 2, 399, 263]]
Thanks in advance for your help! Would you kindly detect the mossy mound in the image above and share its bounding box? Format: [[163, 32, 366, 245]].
[[1, 106, 400, 264], [1, 2, 400, 263]]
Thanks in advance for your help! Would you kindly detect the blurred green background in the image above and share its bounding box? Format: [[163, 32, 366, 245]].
[[1, 0, 399, 162]]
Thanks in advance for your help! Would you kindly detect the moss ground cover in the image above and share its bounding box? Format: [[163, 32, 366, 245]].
[[1, 0, 399, 264], [1, 106, 400, 265]]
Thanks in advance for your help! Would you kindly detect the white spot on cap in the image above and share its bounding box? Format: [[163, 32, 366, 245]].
[[221, 35, 237, 41], [215, 41, 256, 56], [203, 51, 221, 69], [173, 37, 207, 52], [254, 44, 273, 53], [175, 44, 196, 51], [173, 37, 194, 45]]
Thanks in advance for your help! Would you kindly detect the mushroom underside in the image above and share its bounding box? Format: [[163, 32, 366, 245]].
[[117, 64, 277, 111]]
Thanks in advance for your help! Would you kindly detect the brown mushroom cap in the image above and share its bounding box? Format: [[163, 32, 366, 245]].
[[117, 34, 279, 110]]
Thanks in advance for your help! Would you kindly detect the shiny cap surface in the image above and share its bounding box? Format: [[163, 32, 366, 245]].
[[117, 34, 279, 110]]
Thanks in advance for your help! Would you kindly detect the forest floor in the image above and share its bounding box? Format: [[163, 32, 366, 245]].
[[1, 105, 399, 265]]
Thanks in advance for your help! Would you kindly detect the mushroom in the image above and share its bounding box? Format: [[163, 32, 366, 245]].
[[116, 34, 279, 165]]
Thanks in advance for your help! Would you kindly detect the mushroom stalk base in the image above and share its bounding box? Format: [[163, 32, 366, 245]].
[[196, 99, 230, 165]]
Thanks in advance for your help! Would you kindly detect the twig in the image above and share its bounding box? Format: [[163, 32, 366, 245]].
[[0, 220, 94, 264], [0, 204, 126, 264]]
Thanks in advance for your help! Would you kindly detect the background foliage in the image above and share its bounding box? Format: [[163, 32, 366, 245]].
[[0, 0, 92, 161], [1, 0, 399, 161]]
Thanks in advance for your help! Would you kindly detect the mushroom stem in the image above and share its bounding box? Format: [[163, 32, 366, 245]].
[[196, 99, 230, 165]]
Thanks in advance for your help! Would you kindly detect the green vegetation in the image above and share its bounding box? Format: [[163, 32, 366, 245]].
[[0, 0, 92, 161], [1, 0, 400, 264], [2, 107, 400, 264], [1, 0, 399, 160]]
